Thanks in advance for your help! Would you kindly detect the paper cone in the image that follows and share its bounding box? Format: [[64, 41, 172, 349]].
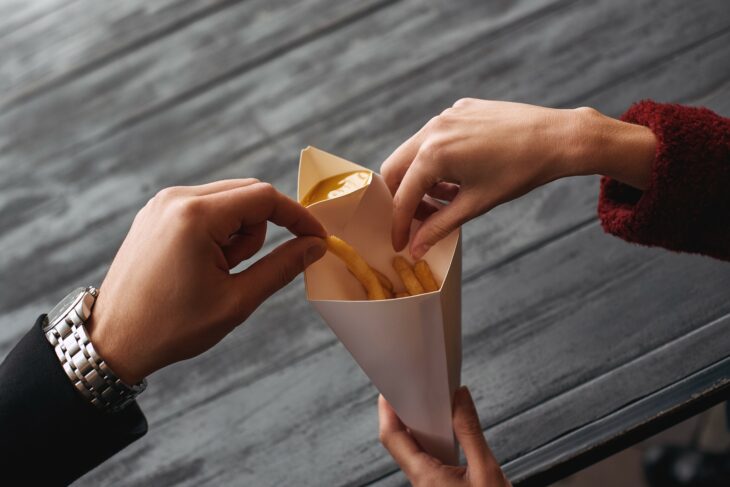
[[299, 147, 462, 465]]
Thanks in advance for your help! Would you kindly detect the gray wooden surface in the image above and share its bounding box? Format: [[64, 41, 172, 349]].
[[1, 1, 729, 485]]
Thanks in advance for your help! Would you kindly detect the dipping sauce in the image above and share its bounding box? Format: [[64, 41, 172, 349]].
[[301, 170, 372, 206]]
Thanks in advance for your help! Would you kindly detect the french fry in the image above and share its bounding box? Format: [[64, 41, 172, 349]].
[[393, 256, 425, 295], [372, 267, 394, 293], [350, 267, 394, 298], [414, 260, 439, 292], [326, 235, 387, 300], [395, 291, 410, 298]]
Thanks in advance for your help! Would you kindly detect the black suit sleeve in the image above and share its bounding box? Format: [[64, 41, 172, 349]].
[[0, 316, 148, 486]]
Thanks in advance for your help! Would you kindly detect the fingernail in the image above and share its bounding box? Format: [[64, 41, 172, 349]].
[[304, 240, 327, 267], [391, 234, 405, 252]]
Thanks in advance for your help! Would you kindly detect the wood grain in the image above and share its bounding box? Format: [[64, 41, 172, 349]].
[[0, 0, 73, 39], [0, 0, 248, 104], [502, 340, 730, 485], [0, 0, 566, 175], [0, 0, 728, 485]]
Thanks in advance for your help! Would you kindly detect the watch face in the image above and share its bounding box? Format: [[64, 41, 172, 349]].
[[46, 287, 85, 329]]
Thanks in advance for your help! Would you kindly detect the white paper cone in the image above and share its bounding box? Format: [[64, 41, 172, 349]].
[[299, 147, 462, 465]]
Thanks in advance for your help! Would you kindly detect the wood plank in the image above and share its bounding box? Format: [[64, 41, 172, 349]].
[[0, 0, 395, 174], [76, 223, 730, 486], [0, 0, 561, 174], [462, 227, 730, 454], [6, 0, 729, 180], [0, 0, 73, 38], [4, 0, 726, 181], [0, 0, 246, 103], [503, 343, 730, 485]]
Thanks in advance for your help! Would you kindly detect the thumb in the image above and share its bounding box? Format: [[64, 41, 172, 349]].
[[453, 386, 507, 485], [231, 235, 326, 320], [410, 192, 478, 259]]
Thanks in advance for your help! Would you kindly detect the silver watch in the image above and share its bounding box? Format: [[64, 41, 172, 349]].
[[43, 286, 147, 412]]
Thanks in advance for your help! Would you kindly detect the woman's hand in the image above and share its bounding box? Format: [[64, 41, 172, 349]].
[[86, 179, 327, 384], [379, 386, 511, 487], [381, 99, 656, 258]]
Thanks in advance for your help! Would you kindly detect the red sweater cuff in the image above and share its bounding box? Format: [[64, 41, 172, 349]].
[[598, 100, 730, 261]]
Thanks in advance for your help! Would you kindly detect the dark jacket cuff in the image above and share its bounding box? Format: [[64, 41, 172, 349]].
[[0, 315, 148, 485]]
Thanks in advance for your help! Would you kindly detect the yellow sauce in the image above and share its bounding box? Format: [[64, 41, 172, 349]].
[[301, 170, 372, 206]]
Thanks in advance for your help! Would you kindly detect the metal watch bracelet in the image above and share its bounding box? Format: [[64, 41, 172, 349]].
[[44, 286, 147, 412]]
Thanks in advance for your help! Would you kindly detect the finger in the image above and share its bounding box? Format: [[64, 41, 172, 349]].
[[188, 178, 260, 196], [378, 395, 434, 479], [222, 221, 267, 268], [414, 199, 440, 221], [427, 181, 460, 202], [380, 132, 423, 195], [452, 386, 504, 484], [204, 183, 326, 243], [391, 156, 439, 252], [410, 191, 479, 259], [229, 236, 326, 321]]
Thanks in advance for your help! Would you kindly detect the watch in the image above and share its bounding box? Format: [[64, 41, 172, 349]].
[[42, 286, 147, 412]]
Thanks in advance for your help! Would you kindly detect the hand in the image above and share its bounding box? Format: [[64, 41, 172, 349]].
[[381, 99, 656, 258], [86, 179, 327, 384], [379, 386, 511, 487]]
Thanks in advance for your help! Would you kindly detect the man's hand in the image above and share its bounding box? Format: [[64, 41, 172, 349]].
[[86, 179, 327, 384], [381, 99, 656, 259], [379, 386, 511, 487]]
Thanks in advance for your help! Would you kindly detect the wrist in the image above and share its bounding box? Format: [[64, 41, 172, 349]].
[[44, 286, 147, 411], [549, 107, 603, 180], [566, 106, 656, 189], [86, 304, 146, 385]]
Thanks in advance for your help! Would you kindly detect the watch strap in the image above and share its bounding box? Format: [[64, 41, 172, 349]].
[[45, 287, 146, 412]]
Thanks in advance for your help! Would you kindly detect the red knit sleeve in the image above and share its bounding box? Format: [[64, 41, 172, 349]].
[[597, 100, 730, 261]]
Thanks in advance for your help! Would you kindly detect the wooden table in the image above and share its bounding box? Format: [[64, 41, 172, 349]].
[[1, 1, 728, 485]]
